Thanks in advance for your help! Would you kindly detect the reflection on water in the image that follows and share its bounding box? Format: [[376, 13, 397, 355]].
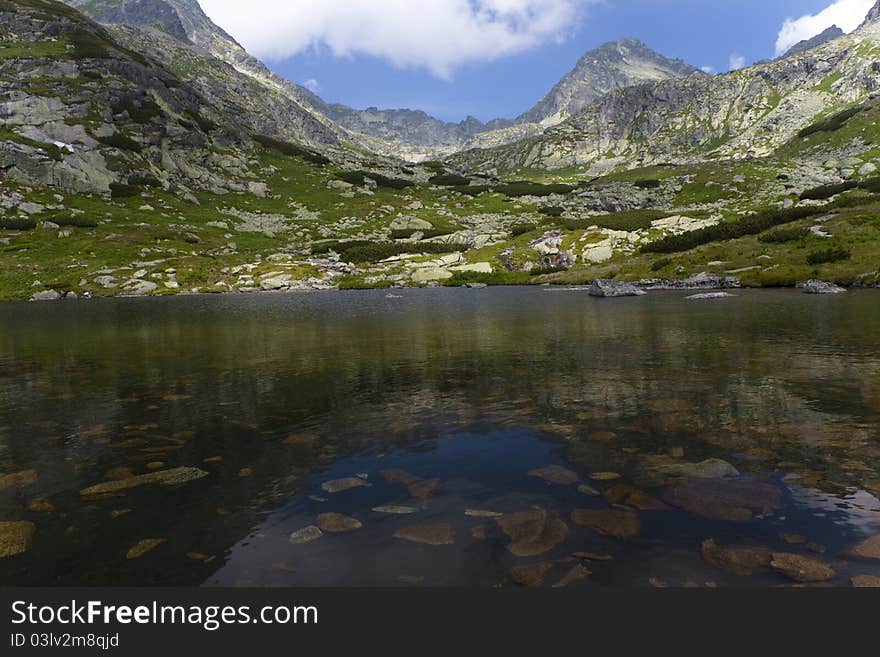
[[0, 288, 879, 587]]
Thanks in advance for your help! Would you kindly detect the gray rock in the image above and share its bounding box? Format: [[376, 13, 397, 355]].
[[800, 280, 846, 295], [589, 279, 646, 298], [29, 290, 60, 301], [686, 292, 737, 300]]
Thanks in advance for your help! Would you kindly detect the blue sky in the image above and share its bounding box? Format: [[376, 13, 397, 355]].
[[199, 0, 875, 123]]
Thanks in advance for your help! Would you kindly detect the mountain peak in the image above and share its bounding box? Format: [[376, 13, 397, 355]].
[[861, 1, 880, 27], [783, 25, 844, 57], [517, 39, 700, 125]]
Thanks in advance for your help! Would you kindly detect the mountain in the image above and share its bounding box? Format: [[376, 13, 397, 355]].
[[454, 12, 880, 174], [784, 25, 844, 57], [5, 0, 880, 303], [62, 0, 345, 147], [58, 2, 705, 159], [310, 38, 702, 158], [517, 38, 703, 126]]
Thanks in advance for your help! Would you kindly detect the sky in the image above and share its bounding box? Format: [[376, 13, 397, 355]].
[[198, 0, 877, 123]]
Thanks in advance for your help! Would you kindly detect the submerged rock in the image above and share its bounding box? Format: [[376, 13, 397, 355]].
[[553, 563, 592, 588], [528, 465, 579, 485], [701, 539, 773, 576], [571, 508, 640, 540], [845, 534, 880, 560], [800, 280, 846, 295], [771, 552, 835, 583], [394, 523, 455, 546], [589, 279, 646, 298], [321, 477, 369, 494], [126, 538, 167, 560], [289, 526, 324, 544], [0, 469, 38, 491], [0, 521, 36, 559], [316, 513, 362, 533], [79, 467, 209, 496], [408, 478, 440, 506], [648, 457, 739, 479], [380, 469, 422, 486], [686, 292, 737, 300], [852, 575, 880, 588], [373, 505, 419, 515], [496, 510, 569, 557], [663, 477, 781, 522], [510, 561, 556, 588]]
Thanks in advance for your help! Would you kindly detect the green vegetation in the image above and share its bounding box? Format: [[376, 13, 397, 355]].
[[334, 242, 469, 263], [337, 171, 414, 189], [511, 223, 538, 237], [807, 246, 851, 265], [429, 173, 471, 186], [97, 133, 143, 152], [759, 227, 809, 243], [251, 134, 330, 165], [642, 207, 820, 254], [452, 181, 576, 198], [390, 229, 455, 240], [565, 209, 670, 232], [797, 104, 866, 138], [0, 218, 37, 231]]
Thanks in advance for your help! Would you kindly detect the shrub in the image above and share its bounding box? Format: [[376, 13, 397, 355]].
[[511, 223, 538, 237], [634, 179, 661, 189], [390, 229, 454, 240], [98, 133, 143, 152], [109, 182, 140, 198], [429, 174, 471, 186], [0, 217, 37, 231], [758, 227, 809, 243], [807, 247, 851, 265], [798, 105, 866, 138], [128, 172, 161, 188], [642, 206, 820, 254], [52, 216, 98, 228], [340, 242, 469, 263], [497, 181, 575, 197], [252, 134, 330, 165], [337, 171, 413, 189], [443, 270, 532, 286], [539, 206, 565, 218], [800, 176, 880, 200], [450, 181, 575, 198], [651, 257, 673, 272], [800, 181, 857, 201], [566, 209, 669, 233], [111, 97, 162, 124]]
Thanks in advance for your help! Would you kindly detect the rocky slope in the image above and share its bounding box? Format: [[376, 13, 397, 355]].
[[453, 13, 880, 175], [62, 0, 344, 147]]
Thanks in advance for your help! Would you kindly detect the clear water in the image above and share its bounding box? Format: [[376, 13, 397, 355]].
[[1, 288, 878, 587]]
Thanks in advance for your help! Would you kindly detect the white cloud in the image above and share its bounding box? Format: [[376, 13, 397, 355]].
[[700, 65, 716, 74], [775, 0, 875, 56], [729, 53, 746, 71], [302, 79, 320, 93], [198, 0, 593, 79]]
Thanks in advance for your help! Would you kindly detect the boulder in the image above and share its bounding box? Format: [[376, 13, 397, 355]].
[[589, 279, 646, 298], [800, 280, 846, 295], [29, 289, 60, 301], [0, 521, 36, 559]]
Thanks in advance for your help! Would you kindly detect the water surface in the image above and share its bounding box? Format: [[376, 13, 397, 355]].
[[1, 288, 879, 587]]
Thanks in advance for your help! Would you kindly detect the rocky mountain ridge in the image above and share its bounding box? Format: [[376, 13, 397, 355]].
[[454, 10, 880, 175], [60, 1, 703, 160]]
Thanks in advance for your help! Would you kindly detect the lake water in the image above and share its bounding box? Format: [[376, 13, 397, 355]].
[[1, 288, 879, 587]]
